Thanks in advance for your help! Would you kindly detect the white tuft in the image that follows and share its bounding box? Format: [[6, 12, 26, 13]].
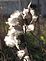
[[4, 11, 22, 50], [10, 11, 20, 18], [4, 36, 15, 47], [32, 16, 38, 21], [28, 2, 31, 9], [17, 50, 25, 59], [23, 8, 28, 15], [26, 24, 34, 32], [24, 56, 30, 61]]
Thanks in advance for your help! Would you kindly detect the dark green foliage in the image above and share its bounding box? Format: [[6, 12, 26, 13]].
[[0, 20, 9, 34], [24, 32, 46, 61]]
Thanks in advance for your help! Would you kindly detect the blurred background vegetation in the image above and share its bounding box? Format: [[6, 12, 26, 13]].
[[0, 1, 46, 61]]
